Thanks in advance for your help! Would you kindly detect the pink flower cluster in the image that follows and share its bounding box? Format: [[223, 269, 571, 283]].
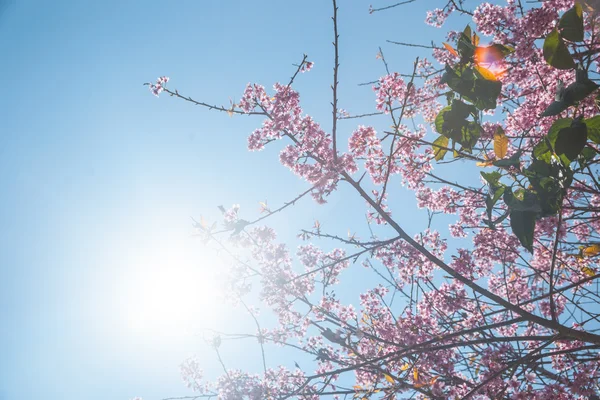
[[180, 357, 206, 393], [153, 2, 600, 399], [149, 76, 169, 97], [425, 7, 453, 28], [300, 61, 314, 73]]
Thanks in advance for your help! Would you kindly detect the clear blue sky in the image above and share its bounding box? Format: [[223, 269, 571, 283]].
[[0, 1, 471, 399]]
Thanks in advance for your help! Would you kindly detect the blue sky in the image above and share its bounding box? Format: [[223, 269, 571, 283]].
[[0, 1, 473, 399]]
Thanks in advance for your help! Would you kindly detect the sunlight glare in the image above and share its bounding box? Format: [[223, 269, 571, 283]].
[[123, 238, 228, 339]]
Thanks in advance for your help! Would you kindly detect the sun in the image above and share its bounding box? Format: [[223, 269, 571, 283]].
[[121, 236, 228, 339]]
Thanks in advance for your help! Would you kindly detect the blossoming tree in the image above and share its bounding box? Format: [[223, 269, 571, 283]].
[[145, 0, 600, 398]]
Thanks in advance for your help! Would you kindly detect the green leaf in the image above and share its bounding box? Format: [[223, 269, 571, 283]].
[[490, 186, 505, 207], [505, 189, 542, 213], [473, 79, 502, 110], [549, 118, 574, 138], [433, 135, 449, 161], [543, 68, 597, 116], [458, 32, 476, 62], [489, 43, 515, 58], [533, 118, 572, 162], [558, 4, 584, 42], [451, 99, 476, 118], [481, 171, 502, 186], [525, 159, 572, 216], [503, 186, 514, 204], [435, 100, 475, 142], [441, 64, 502, 110], [541, 100, 569, 117], [493, 150, 522, 169], [533, 136, 554, 163], [459, 121, 482, 151], [463, 24, 472, 39], [563, 79, 598, 104], [485, 186, 506, 222], [441, 65, 475, 99], [482, 170, 505, 222], [543, 28, 576, 70], [525, 158, 554, 179], [435, 106, 452, 134], [578, 146, 597, 169], [510, 210, 537, 253], [584, 115, 600, 144], [555, 118, 587, 163]]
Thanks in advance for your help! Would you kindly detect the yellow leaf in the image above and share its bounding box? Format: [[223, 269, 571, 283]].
[[443, 42, 459, 57], [433, 135, 449, 161], [384, 374, 395, 384], [353, 385, 362, 390], [414, 376, 439, 389], [476, 160, 495, 167], [400, 363, 410, 371], [413, 368, 419, 381], [582, 266, 597, 277], [259, 201, 270, 214], [476, 153, 495, 167], [582, 244, 600, 257], [474, 65, 497, 81], [493, 128, 509, 159], [227, 98, 236, 117]]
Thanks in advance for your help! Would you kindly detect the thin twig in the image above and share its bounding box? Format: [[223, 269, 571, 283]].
[[369, 0, 417, 13], [331, 0, 340, 163]]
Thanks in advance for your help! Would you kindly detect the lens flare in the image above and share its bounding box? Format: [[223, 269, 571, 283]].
[[474, 46, 507, 78]]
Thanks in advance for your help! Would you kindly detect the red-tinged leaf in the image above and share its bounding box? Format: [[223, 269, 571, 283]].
[[443, 42, 459, 57]]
